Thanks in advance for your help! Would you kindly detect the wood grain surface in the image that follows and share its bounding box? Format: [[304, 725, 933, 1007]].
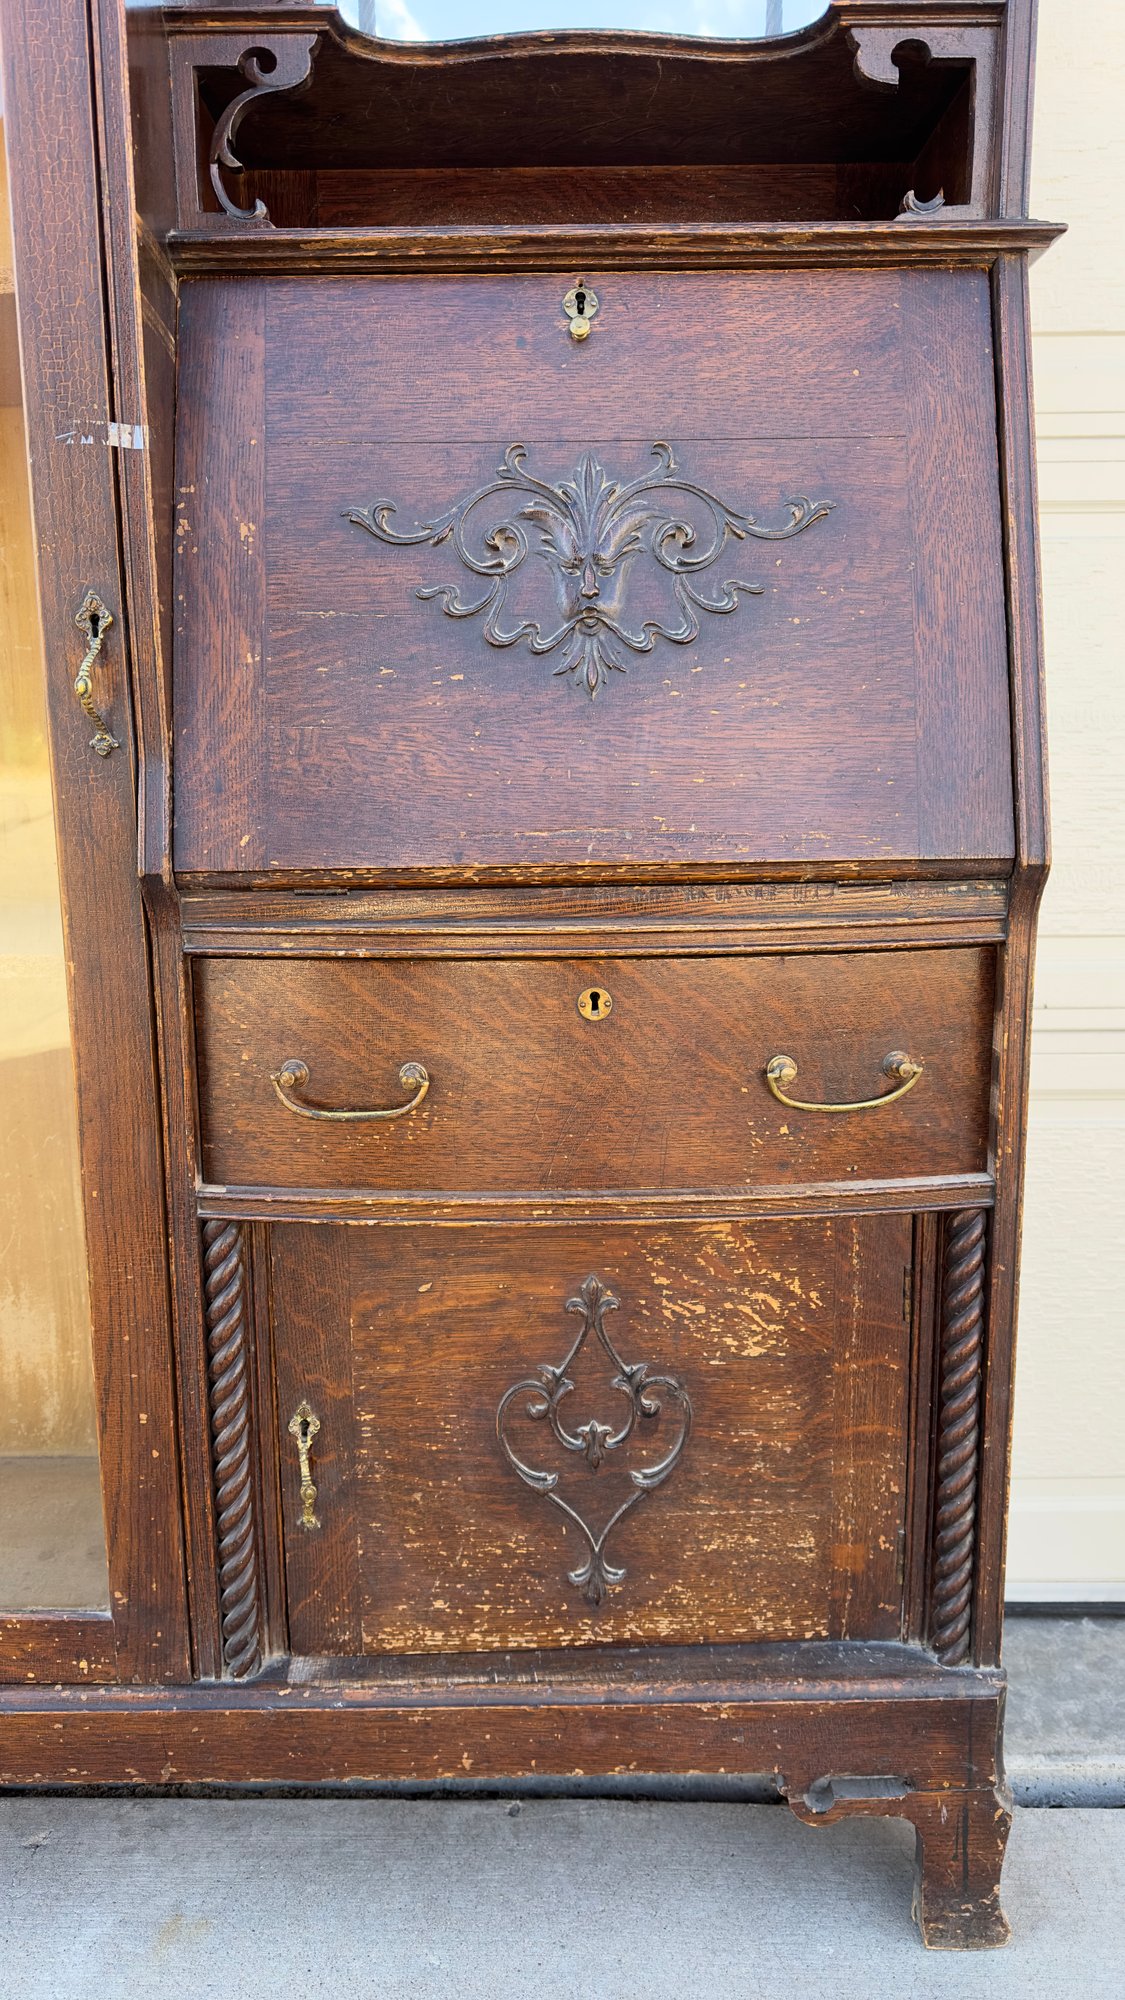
[[0, 1660, 1003, 1790], [194, 944, 994, 1192], [172, 268, 1013, 878], [220, 22, 970, 179], [270, 1215, 912, 1656], [0, 0, 190, 1683], [2, 3, 1053, 1938]]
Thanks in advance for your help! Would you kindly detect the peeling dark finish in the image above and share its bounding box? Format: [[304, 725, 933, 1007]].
[[269, 1218, 912, 1656]]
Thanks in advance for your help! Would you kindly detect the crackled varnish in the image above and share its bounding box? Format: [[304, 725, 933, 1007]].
[[0, 0, 1057, 1959]]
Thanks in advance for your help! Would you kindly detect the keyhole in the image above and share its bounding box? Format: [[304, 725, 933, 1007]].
[[563, 283, 598, 341], [88, 609, 100, 639], [578, 986, 613, 1021], [296, 1416, 311, 1447]]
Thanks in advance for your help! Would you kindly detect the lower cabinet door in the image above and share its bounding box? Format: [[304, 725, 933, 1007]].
[[270, 1217, 914, 1658]]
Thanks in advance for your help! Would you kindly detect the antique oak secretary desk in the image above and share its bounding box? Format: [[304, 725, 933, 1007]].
[[0, 0, 1060, 1949]]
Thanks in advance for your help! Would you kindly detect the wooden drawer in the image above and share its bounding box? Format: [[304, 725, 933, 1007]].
[[194, 945, 993, 1192], [271, 1216, 914, 1657]]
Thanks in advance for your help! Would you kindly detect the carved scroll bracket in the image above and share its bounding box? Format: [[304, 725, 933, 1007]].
[[169, 31, 318, 229], [209, 38, 317, 222], [846, 21, 998, 217]]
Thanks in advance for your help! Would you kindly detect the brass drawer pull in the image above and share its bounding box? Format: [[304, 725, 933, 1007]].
[[287, 1400, 321, 1531], [270, 1057, 430, 1122], [765, 1050, 924, 1113], [73, 591, 119, 757]]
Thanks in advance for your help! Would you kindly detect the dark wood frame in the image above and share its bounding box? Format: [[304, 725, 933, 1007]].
[[0, 0, 189, 1686], [0, 0, 1057, 1952]]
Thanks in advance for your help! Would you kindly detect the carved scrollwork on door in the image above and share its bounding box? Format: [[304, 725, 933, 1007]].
[[346, 441, 833, 696], [496, 1275, 692, 1605]]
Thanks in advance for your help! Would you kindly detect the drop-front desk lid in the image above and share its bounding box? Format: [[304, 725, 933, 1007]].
[[172, 265, 1013, 879]]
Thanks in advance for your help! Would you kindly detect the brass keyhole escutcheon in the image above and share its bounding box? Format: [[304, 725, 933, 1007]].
[[563, 282, 599, 341], [288, 1400, 321, 1531], [578, 986, 613, 1021]]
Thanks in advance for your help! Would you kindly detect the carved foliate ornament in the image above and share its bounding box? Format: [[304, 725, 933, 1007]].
[[346, 441, 833, 696], [496, 1274, 692, 1604]]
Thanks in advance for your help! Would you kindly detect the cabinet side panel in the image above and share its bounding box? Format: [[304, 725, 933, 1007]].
[[174, 279, 266, 872], [902, 269, 1015, 863]]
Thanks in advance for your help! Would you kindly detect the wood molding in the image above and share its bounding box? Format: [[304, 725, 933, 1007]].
[[167, 217, 1063, 275], [0, 1614, 117, 1687], [178, 876, 1010, 962], [195, 1174, 997, 1228], [181, 923, 1009, 959], [0, 1653, 1004, 1783], [179, 877, 1010, 947], [201, 1220, 265, 1678], [967, 253, 1050, 1661], [930, 1207, 987, 1663], [0, 0, 191, 1684]]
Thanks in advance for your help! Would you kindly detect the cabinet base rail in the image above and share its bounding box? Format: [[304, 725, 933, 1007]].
[[0, 1659, 1009, 1949]]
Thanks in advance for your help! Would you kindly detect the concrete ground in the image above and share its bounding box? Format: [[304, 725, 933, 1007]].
[[3, 1797, 1122, 1998], [1004, 1615, 1125, 1805], [2, 1619, 1122, 1996]]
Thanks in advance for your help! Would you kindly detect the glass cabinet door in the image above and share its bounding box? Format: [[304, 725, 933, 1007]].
[[1, 0, 189, 1681], [0, 120, 108, 1612]]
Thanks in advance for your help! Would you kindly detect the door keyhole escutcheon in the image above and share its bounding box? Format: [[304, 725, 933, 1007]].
[[563, 282, 599, 341], [288, 1400, 322, 1531], [578, 986, 613, 1021]]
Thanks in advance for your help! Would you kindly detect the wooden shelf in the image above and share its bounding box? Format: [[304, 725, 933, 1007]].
[[169, 214, 1063, 273]]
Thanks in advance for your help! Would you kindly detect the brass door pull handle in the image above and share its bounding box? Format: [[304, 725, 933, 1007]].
[[73, 591, 119, 757], [765, 1050, 924, 1113], [270, 1057, 430, 1122]]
